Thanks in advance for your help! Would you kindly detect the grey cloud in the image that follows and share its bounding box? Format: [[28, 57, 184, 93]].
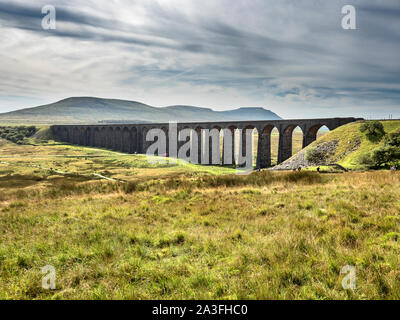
[[0, 0, 399, 118]]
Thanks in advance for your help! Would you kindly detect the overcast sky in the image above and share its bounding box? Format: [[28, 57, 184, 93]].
[[0, 0, 399, 119]]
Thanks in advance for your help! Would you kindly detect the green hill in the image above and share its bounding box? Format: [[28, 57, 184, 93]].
[[273, 120, 400, 170], [0, 97, 282, 124]]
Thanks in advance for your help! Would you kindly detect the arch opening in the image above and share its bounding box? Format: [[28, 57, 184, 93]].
[[292, 126, 304, 155], [304, 124, 330, 148], [317, 125, 330, 139], [270, 127, 280, 166]]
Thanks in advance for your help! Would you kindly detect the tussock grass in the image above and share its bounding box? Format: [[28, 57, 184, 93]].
[[1, 134, 400, 299]]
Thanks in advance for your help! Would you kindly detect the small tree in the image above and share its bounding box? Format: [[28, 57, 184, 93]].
[[359, 121, 386, 142], [372, 145, 400, 166], [384, 129, 400, 148], [367, 130, 400, 167], [359, 153, 375, 166], [306, 147, 327, 164]]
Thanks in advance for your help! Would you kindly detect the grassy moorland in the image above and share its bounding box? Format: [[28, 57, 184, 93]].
[[0, 128, 400, 300]]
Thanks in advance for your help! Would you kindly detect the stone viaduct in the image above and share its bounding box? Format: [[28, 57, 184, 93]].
[[51, 117, 361, 168]]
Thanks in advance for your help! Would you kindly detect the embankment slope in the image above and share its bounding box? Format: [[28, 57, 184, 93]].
[[272, 120, 400, 170]]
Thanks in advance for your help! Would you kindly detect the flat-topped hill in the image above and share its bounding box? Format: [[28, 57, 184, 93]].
[[0, 97, 282, 124]]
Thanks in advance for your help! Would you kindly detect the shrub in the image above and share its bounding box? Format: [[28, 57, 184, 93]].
[[305, 147, 327, 164], [359, 121, 386, 142], [384, 129, 400, 147], [122, 181, 138, 194], [0, 126, 37, 144], [359, 153, 375, 166], [372, 145, 400, 166], [362, 129, 400, 167]]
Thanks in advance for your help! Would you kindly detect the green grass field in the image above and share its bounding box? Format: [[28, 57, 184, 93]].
[[1, 125, 400, 300]]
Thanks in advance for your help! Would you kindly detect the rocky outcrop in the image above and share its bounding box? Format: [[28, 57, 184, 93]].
[[271, 140, 339, 170]]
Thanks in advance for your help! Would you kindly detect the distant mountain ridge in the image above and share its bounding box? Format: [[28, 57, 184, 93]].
[[0, 97, 282, 124]]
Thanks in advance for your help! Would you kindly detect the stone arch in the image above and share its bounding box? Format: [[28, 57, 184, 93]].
[[303, 123, 330, 148], [318, 126, 330, 137], [261, 125, 274, 135], [308, 123, 332, 136], [282, 124, 298, 136]]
